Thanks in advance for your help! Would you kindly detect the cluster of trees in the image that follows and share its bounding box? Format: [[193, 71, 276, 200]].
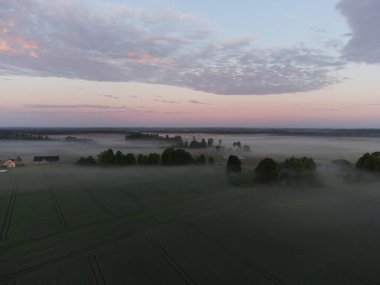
[[226, 155, 318, 187], [125, 132, 183, 144], [355, 152, 380, 172], [232, 141, 250, 151], [125, 132, 218, 150], [254, 156, 316, 184], [77, 148, 215, 167], [64, 136, 91, 142]]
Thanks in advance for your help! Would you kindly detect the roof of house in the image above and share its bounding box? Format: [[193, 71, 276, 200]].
[[2, 159, 16, 164], [33, 156, 60, 162]]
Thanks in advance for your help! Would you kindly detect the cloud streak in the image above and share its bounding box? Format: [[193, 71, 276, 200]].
[[0, 0, 344, 95], [25, 104, 127, 110]]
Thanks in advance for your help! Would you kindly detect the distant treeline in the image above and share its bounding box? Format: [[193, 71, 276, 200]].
[[64, 136, 92, 142], [0, 133, 51, 141], [125, 132, 216, 149], [125, 132, 183, 143], [4, 128, 380, 138], [76, 148, 215, 166]]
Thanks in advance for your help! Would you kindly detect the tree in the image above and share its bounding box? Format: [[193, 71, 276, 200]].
[[207, 138, 214, 147], [76, 156, 97, 166], [125, 153, 136, 165], [201, 138, 207, 148], [161, 148, 175, 165], [148, 153, 160, 165], [356, 152, 380, 171], [226, 155, 242, 172], [137, 154, 149, 165], [233, 141, 242, 149], [195, 154, 206, 165], [161, 148, 194, 165], [113, 150, 125, 165], [281, 156, 316, 174], [97, 149, 114, 165], [254, 158, 279, 183]]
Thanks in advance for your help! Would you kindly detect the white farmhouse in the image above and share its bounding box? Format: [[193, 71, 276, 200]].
[[2, 159, 16, 168]]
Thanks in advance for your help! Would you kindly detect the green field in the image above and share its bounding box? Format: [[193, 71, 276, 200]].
[[1, 165, 380, 284]]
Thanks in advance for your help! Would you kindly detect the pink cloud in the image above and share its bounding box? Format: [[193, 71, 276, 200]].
[[0, 37, 40, 57]]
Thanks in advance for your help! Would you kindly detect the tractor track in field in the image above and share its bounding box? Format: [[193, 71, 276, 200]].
[[43, 173, 68, 231], [213, 208, 380, 285], [145, 233, 198, 285], [69, 173, 112, 216], [89, 255, 107, 285], [0, 179, 19, 241], [0, 191, 243, 283], [0, 222, 170, 282], [182, 221, 285, 285], [119, 189, 146, 210], [82, 188, 112, 216], [48, 186, 68, 231]]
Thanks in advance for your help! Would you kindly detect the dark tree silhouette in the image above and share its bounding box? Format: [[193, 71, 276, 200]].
[[356, 152, 380, 171], [148, 153, 160, 165], [226, 155, 242, 172], [254, 158, 279, 183], [97, 149, 115, 165]]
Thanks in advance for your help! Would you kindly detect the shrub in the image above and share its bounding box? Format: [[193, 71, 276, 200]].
[[226, 155, 242, 172], [254, 158, 279, 183]]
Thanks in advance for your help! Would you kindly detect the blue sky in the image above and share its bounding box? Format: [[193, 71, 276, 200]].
[[0, 0, 380, 127]]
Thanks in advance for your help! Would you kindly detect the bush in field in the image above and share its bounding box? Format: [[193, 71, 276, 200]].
[[356, 152, 380, 172], [76, 156, 97, 166], [208, 156, 215, 165], [226, 155, 242, 172], [161, 148, 194, 165], [254, 158, 279, 183]]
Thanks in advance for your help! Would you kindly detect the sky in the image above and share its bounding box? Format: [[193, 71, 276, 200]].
[[0, 0, 380, 128]]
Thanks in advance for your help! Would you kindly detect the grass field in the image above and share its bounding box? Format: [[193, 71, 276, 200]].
[[1, 164, 380, 284]]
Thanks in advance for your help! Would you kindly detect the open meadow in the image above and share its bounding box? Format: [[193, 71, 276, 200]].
[[1, 134, 380, 284]]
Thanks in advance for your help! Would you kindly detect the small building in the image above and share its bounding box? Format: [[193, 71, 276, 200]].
[[33, 156, 60, 164], [2, 159, 16, 168]]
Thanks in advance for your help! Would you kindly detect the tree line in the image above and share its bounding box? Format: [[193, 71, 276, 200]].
[[76, 148, 215, 166]]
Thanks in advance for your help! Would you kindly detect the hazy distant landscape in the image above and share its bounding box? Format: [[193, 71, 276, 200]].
[[2, 0, 380, 283], [1, 129, 380, 284]]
